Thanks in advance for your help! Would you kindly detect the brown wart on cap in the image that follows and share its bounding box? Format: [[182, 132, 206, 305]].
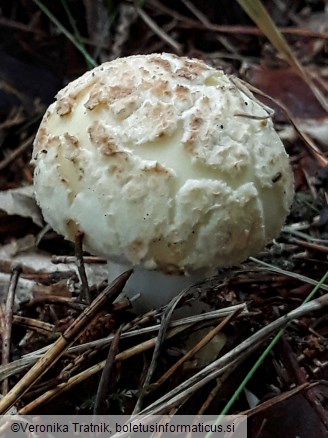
[[32, 53, 294, 312]]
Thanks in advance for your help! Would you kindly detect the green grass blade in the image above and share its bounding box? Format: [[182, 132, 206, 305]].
[[33, 0, 97, 69]]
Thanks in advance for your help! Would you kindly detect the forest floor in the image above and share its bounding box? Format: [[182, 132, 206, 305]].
[[0, 1, 327, 437]]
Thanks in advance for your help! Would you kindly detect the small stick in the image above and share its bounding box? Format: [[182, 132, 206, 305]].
[[135, 5, 181, 53], [198, 379, 223, 415], [93, 326, 122, 414], [197, 361, 240, 415], [74, 231, 91, 303], [22, 296, 86, 311], [291, 238, 328, 255], [0, 269, 132, 415], [0, 135, 34, 172], [132, 286, 191, 414], [0, 305, 247, 382], [51, 255, 107, 264], [154, 308, 242, 389], [13, 316, 55, 335], [242, 382, 317, 417], [19, 324, 190, 414], [178, 22, 328, 40], [1, 265, 22, 395], [139, 293, 328, 415]]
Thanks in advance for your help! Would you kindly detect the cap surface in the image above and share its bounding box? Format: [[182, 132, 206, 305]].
[[33, 53, 294, 274]]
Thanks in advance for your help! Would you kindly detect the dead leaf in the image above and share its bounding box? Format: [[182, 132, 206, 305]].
[[249, 387, 328, 438], [245, 66, 327, 120], [0, 185, 43, 226]]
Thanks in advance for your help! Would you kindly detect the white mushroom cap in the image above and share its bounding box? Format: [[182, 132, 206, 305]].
[[32, 53, 294, 275]]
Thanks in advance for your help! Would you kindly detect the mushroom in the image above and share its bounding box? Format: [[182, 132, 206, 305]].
[[32, 53, 294, 312]]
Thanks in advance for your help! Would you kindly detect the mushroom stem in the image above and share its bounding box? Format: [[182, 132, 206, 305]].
[[107, 261, 206, 314]]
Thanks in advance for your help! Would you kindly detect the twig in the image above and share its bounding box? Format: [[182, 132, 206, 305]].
[[151, 0, 328, 40], [241, 382, 318, 417], [1, 265, 22, 395], [132, 286, 200, 414], [74, 231, 90, 303], [179, 22, 328, 40], [250, 257, 328, 291], [197, 362, 239, 415], [18, 324, 190, 414], [282, 227, 328, 244], [0, 135, 34, 172], [185, 363, 241, 435], [22, 296, 86, 311], [13, 316, 55, 336], [0, 304, 248, 382], [135, 4, 182, 53], [0, 270, 132, 415], [181, 0, 239, 55], [94, 326, 122, 414], [148, 347, 258, 417], [138, 292, 328, 415], [0, 16, 47, 36], [290, 238, 328, 255], [154, 308, 242, 390], [51, 255, 107, 264], [110, 4, 138, 60], [0, 109, 25, 129]]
